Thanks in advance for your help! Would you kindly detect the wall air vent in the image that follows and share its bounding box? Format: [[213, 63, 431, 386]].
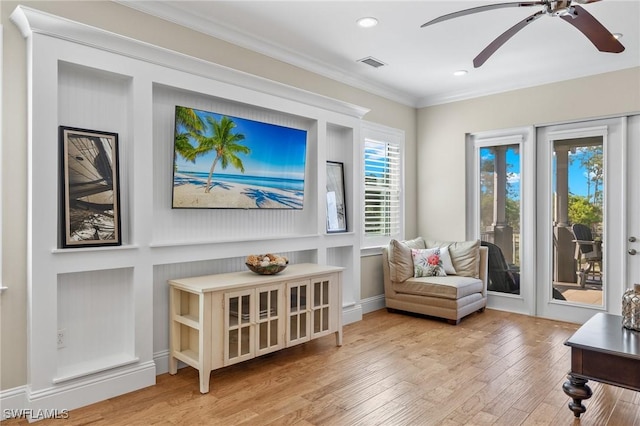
[[357, 56, 387, 68]]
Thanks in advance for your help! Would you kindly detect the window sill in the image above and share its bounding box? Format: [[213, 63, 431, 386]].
[[360, 246, 384, 257]]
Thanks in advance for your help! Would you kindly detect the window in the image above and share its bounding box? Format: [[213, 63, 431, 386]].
[[361, 122, 404, 249]]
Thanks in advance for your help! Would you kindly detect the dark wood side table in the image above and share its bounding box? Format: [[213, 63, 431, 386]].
[[563, 312, 640, 417]]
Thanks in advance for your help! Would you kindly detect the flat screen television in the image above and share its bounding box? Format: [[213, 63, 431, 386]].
[[172, 105, 308, 209]]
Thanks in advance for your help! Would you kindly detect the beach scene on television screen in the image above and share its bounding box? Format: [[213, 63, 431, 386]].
[[172, 106, 307, 209]]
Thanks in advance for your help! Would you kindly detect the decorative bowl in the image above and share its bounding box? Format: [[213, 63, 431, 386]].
[[245, 263, 288, 275], [245, 254, 289, 275]]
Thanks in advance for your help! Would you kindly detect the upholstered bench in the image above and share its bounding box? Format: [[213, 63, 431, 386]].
[[382, 237, 488, 325]]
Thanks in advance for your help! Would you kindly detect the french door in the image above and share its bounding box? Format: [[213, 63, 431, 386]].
[[470, 116, 640, 323], [468, 127, 535, 316], [536, 117, 627, 323]]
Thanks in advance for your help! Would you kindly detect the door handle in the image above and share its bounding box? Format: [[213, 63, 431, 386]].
[[629, 249, 637, 255], [630, 236, 637, 243]]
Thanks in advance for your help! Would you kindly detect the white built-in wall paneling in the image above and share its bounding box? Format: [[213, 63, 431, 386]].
[[326, 124, 355, 234], [326, 246, 355, 307], [56, 268, 135, 382], [58, 62, 132, 246], [151, 84, 318, 245], [11, 5, 367, 413]]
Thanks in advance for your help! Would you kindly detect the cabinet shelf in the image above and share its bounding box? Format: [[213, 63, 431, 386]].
[[172, 349, 199, 368], [173, 314, 200, 330]]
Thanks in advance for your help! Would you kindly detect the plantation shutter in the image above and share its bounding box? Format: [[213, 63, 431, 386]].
[[363, 139, 402, 246]]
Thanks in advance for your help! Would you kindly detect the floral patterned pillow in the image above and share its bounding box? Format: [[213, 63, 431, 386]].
[[412, 248, 447, 277]]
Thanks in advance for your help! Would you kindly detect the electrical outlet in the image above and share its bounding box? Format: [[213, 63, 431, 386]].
[[57, 329, 66, 349]]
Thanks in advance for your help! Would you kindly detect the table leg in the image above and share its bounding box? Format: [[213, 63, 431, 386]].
[[562, 374, 593, 418]]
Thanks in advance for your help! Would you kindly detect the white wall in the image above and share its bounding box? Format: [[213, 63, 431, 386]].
[[417, 67, 640, 241]]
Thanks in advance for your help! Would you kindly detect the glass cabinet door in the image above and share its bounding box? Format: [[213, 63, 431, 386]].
[[255, 285, 283, 356], [286, 280, 310, 346], [312, 276, 331, 336], [224, 289, 254, 365]]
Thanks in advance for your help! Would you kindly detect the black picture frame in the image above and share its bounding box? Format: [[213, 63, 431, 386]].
[[59, 126, 122, 248], [326, 161, 347, 233]]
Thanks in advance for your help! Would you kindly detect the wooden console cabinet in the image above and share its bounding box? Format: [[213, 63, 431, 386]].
[[168, 263, 343, 393]]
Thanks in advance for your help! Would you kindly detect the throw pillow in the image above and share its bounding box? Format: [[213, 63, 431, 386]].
[[438, 245, 457, 275], [412, 248, 447, 277], [426, 239, 480, 278], [388, 237, 426, 282]]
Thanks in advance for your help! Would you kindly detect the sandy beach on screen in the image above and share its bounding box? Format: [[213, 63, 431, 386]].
[[173, 179, 304, 209]]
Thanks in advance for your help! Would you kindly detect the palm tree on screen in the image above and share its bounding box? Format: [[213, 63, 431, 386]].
[[174, 106, 205, 165], [193, 115, 250, 193]]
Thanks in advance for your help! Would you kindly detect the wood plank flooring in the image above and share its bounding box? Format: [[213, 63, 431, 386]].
[[5, 309, 640, 425]]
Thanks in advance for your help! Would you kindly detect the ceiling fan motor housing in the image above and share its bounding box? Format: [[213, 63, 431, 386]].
[[547, 0, 575, 17]]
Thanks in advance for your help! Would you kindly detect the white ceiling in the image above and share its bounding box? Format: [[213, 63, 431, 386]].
[[120, 0, 640, 107]]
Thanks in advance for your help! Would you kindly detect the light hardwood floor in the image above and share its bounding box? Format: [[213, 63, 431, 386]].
[[6, 309, 640, 425]]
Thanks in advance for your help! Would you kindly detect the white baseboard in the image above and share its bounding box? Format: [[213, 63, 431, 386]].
[[342, 303, 362, 325], [0, 362, 156, 422], [360, 294, 386, 314], [0, 386, 28, 420], [153, 350, 174, 376]]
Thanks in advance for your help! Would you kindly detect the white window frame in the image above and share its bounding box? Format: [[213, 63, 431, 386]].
[[361, 121, 405, 251]]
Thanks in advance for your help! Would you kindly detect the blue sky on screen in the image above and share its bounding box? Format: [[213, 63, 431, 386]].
[[175, 109, 307, 180]]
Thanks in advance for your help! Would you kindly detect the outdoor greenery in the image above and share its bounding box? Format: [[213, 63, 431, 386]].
[[568, 194, 602, 229], [568, 145, 603, 230]]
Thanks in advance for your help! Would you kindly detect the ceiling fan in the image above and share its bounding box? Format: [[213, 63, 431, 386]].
[[421, 0, 625, 68]]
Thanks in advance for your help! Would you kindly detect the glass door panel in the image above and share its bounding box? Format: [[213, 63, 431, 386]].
[[551, 138, 603, 306], [256, 285, 282, 356], [312, 278, 331, 336], [479, 144, 522, 295], [224, 289, 254, 365], [287, 280, 310, 346]]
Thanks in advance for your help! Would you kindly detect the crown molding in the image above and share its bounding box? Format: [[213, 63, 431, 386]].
[[417, 64, 640, 108], [10, 5, 370, 119], [116, 1, 418, 107]]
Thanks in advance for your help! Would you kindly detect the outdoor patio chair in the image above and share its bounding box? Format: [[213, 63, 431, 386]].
[[481, 241, 520, 294], [571, 223, 603, 288]]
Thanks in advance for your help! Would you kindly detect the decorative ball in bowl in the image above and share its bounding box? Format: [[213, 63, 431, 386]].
[[245, 254, 289, 275]]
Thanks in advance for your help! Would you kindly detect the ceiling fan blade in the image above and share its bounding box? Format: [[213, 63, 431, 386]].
[[473, 10, 545, 68], [560, 5, 624, 53], [421, 2, 546, 28]]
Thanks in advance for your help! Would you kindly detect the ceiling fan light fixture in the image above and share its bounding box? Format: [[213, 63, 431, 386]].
[[453, 70, 468, 76], [613, 33, 623, 39], [356, 17, 378, 28]]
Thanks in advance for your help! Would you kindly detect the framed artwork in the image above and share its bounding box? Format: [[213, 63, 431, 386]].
[[326, 161, 347, 233], [59, 126, 122, 248]]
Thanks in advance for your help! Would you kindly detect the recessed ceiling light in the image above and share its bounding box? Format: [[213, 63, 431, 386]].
[[613, 33, 623, 40], [357, 17, 378, 28], [453, 70, 468, 76]]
